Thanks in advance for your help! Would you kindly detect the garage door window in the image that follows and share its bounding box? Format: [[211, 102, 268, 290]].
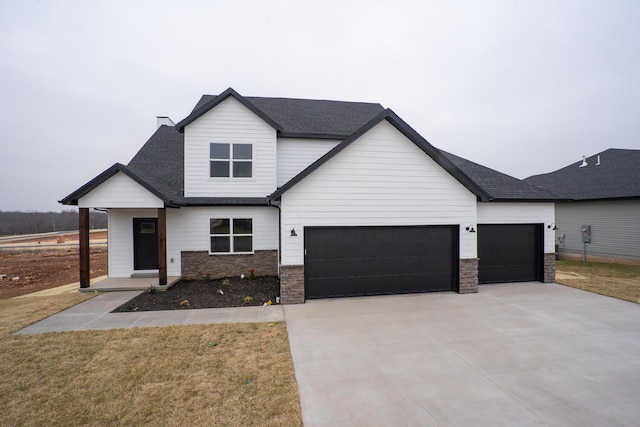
[[210, 218, 253, 253]]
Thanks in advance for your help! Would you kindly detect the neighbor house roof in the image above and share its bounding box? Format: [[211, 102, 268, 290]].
[[179, 87, 385, 138], [524, 149, 640, 200], [441, 151, 562, 201]]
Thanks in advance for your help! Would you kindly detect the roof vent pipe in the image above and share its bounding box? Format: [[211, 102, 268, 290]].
[[579, 155, 588, 168], [596, 155, 601, 166], [156, 116, 175, 129]]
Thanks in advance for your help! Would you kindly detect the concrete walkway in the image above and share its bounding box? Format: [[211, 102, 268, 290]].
[[285, 283, 640, 426], [16, 291, 284, 334]]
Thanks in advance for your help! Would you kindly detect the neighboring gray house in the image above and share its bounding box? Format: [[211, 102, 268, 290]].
[[526, 149, 640, 264], [62, 88, 559, 303]]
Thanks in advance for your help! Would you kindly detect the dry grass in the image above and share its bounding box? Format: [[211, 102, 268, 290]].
[[0, 292, 94, 339], [556, 260, 640, 303], [0, 295, 302, 426]]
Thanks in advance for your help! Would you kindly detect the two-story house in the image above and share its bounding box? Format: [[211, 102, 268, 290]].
[[61, 88, 559, 303]]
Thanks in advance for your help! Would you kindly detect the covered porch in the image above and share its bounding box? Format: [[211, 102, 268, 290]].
[[78, 206, 171, 290], [59, 165, 183, 291]]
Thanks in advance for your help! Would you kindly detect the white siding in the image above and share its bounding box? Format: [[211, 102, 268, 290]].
[[184, 97, 277, 197], [276, 138, 341, 186], [477, 202, 555, 253], [279, 120, 478, 265], [79, 172, 163, 208], [108, 206, 278, 277], [108, 208, 158, 277], [166, 206, 279, 276]]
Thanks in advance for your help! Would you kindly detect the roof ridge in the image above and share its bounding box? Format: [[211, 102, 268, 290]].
[[246, 95, 383, 106]]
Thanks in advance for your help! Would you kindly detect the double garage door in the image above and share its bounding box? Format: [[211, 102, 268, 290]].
[[304, 225, 458, 299], [304, 224, 543, 299]]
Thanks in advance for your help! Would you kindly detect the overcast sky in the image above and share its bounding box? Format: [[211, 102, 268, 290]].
[[1, 0, 639, 212]]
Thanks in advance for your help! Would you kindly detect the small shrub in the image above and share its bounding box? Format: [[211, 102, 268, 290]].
[[244, 296, 253, 305], [203, 273, 213, 282], [249, 269, 256, 280], [222, 278, 230, 287]]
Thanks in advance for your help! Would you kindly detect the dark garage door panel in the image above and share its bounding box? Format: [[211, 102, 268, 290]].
[[305, 226, 458, 299], [478, 224, 543, 284]]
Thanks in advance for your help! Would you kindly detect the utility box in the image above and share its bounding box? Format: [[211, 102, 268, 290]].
[[581, 225, 591, 243]]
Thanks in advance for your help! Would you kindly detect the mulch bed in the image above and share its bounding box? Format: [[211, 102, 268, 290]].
[[112, 276, 280, 312]]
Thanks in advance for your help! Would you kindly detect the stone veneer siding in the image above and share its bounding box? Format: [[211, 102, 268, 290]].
[[280, 265, 305, 304], [181, 250, 278, 279], [459, 258, 479, 293], [544, 253, 556, 283]]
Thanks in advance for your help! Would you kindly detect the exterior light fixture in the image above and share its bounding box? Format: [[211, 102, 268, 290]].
[[547, 223, 559, 230], [290, 227, 298, 237], [465, 225, 476, 233]]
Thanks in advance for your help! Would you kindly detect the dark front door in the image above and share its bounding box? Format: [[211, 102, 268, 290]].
[[477, 224, 543, 284], [304, 225, 458, 299], [133, 218, 158, 270]]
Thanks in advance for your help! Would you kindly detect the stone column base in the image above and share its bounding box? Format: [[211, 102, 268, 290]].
[[544, 253, 556, 283], [459, 258, 479, 294], [280, 265, 305, 304]]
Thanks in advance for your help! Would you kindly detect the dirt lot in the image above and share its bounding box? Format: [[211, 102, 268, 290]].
[[0, 231, 108, 299], [0, 230, 107, 245]]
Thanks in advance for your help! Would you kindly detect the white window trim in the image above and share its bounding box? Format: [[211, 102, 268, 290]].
[[209, 143, 252, 178], [209, 218, 254, 255]]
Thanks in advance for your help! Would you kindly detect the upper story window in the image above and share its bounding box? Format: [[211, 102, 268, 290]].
[[210, 143, 252, 178]]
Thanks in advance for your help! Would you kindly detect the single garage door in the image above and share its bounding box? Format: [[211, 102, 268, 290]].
[[304, 225, 458, 299], [477, 224, 543, 284]]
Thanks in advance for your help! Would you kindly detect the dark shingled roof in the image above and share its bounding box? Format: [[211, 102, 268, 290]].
[[62, 88, 561, 206], [524, 149, 640, 200], [186, 91, 385, 138], [440, 151, 561, 201], [270, 109, 560, 202], [128, 125, 184, 199]]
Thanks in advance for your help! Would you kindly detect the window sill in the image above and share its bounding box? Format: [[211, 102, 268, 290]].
[[208, 252, 255, 256]]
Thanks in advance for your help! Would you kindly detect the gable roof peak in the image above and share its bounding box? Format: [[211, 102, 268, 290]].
[[175, 87, 283, 133], [270, 108, 493, 201]]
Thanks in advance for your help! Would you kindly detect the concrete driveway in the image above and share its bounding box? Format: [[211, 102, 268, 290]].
[[284, 283, 640, 426]]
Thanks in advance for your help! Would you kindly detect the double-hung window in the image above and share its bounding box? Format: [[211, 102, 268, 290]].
[[210, 218, 253, 253], [210, 143, 252, 178]]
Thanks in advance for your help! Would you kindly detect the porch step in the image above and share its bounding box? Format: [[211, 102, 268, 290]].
[[79, 276, 181, 293], [130, 272, 159, 279]]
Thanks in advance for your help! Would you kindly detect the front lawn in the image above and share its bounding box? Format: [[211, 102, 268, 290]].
[[0, 293, 302, 426], [556, 260, 640, 303]]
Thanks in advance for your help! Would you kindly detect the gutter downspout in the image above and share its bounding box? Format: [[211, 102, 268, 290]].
[[267, 198, 282, 269]]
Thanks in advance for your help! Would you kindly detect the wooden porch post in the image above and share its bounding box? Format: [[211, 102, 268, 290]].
[[79, 208, 90, 288], [158, 208, 167, 286]]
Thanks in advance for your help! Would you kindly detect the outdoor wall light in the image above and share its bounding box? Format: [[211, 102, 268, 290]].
[[547, 223, 559, 230], [465, 224, 476, 233], [290, 227, 298, 237]]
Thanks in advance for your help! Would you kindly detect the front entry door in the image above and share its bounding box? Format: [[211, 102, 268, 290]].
[[133, 218, 158, 270]]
